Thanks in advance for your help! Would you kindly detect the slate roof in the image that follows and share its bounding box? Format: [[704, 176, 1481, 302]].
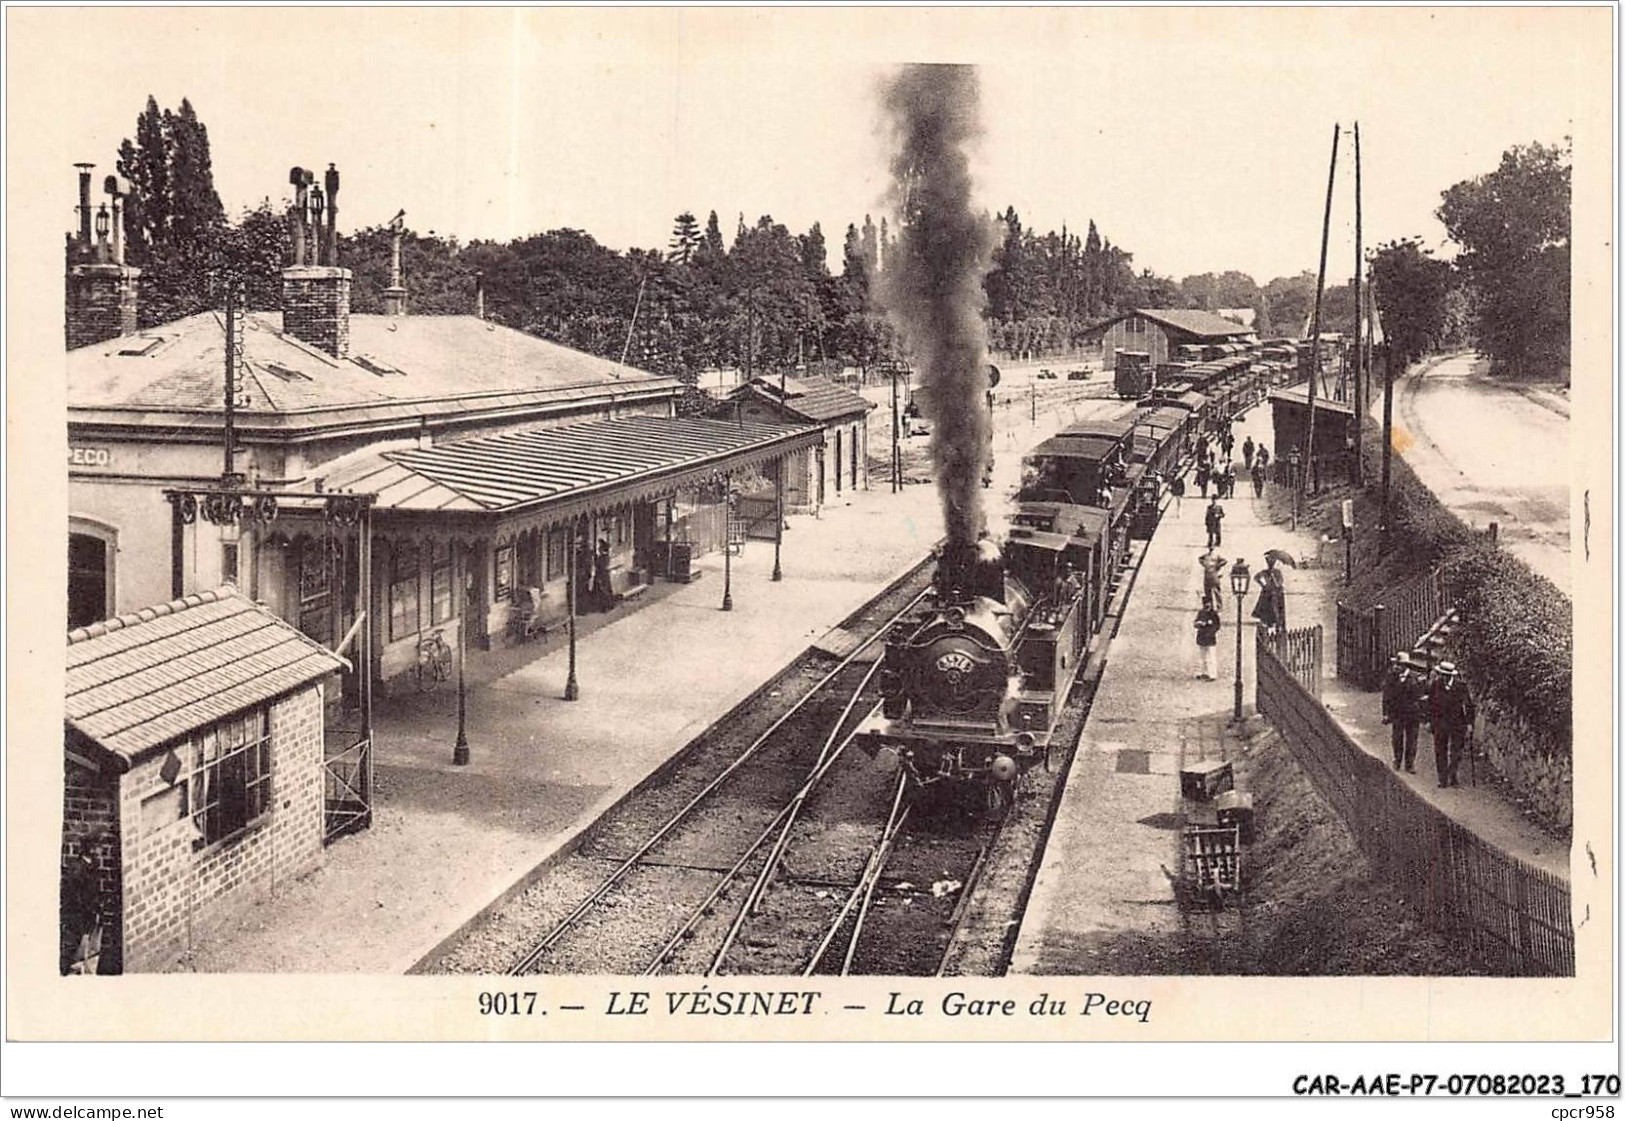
[[66, 311, 679, 434], [733, 375, 875, 423], [1135, 308, 1257, 338], [65, 588, 347, 768], [323, 414, 823, 514], [1082, 308, 1255, 341]]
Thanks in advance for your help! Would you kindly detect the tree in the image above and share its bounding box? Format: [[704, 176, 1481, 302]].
[[109, 95, 226, 326], [668, 211, 701, 265], [1437, 140, 1571, 379], [1368, 239, 1452, 366]]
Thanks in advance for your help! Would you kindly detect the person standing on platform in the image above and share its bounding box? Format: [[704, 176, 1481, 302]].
[[1205, 494, 1225, 547], [1194, 598, 1222, 680], [1257, 445, 1271, 472], [1428, 661, 1476, 787], [1381, 653, 1425, 773], [1196, 460, 1211, 498], [1198, 546, 1227, 609], [594, 539, 615, 612], [1222, 462, 1238, 499], [1251, 459, 1267, 498], [1251, 556, 1287, 634], [1243, 435, 1256, 469], [1220, 428, 1235, 460], [1169, 472, 1186, 515]]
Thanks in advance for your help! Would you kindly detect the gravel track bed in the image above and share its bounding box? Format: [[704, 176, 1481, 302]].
[[424, 563, 933, 975]]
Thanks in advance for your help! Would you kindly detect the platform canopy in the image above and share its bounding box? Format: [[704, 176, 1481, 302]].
[[321, 413, 824, 536]]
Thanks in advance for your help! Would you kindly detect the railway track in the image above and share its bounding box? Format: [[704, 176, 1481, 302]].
[[416, 559, 936, 976]]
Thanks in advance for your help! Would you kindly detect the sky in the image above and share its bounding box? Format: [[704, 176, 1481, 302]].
[[12, 7, 1606, 285]]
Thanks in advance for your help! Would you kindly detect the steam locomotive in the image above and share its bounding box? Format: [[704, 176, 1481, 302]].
[[853, 409, 1143, 812]]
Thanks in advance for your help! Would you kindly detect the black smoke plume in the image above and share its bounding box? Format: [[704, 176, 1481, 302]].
[[876, 64, 996, 548]]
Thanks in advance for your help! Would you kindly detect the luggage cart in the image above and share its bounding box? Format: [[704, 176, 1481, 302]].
[[1182, 824, 1242, 901]]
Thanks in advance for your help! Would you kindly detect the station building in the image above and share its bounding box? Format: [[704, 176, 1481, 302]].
[[723, 374, 875, 512], [64, 172, 822, 699], [1081, 307, 1256, 371]]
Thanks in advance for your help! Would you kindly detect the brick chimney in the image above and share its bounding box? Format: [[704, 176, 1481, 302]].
[[65, 164, 139, 350], [281, 163, 352, 357], [282, 265, 352, 357]]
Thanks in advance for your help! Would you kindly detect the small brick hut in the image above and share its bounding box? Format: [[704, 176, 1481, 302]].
[[62, 587, 346, 973]]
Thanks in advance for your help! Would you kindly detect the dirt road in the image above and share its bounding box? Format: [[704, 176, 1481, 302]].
[[1392, 353, 1570, 595]]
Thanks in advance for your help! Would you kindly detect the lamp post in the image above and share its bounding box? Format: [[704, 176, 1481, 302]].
[[453, 564, 470, 765], [721, 479, 734, 611], [565, 521, 580, 701], [1229, 559, 1251, 722], [1288, 448, 1302, 531]]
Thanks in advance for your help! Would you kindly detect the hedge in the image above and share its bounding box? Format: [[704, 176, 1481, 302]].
[[1352, 358, 1573, 755]]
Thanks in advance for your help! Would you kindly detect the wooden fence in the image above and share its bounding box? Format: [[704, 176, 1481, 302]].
[[1257, 624, 1322, 699], [1257, 640, 1574, 976], [1336, 568, 1455, 689]]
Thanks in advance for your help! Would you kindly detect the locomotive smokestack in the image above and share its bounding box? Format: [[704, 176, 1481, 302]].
[[876, 64, 996, 550]]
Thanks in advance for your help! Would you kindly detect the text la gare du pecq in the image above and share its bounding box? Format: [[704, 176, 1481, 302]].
[[604, 990, 1152, 1022]]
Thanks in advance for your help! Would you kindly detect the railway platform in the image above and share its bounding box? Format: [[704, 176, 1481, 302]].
[[175, 389, 1104, 974], [1010, 404, 1568, 974]]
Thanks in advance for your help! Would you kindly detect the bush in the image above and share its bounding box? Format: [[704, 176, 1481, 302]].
[[1439, 547, 1572, 750], [1341, 361, 1573, 757]]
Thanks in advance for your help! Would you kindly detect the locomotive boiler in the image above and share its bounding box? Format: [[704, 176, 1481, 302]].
[[854, 535, 1088, 812]]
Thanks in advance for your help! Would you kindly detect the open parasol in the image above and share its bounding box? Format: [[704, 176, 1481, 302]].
[[1263, 548, 1298, 568]]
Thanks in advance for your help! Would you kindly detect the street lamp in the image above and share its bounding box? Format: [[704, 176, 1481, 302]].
[[1288, 447, 1303, 531], [1229, 559, 1251, 722], [453, 571, 470, 765], [721, 480, 735, 612]]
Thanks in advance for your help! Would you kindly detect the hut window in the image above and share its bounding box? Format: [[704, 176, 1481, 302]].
[[190, 707, 272, 847], [430, 541, 454, 625], [389, 541, 421, 641]]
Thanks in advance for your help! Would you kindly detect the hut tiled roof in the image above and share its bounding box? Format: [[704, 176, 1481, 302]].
[[65, 588, 347, 768]]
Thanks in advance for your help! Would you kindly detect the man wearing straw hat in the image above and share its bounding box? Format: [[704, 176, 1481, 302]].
[[1428, 661, 1477, 788], [1380, 652, 1426, 773]]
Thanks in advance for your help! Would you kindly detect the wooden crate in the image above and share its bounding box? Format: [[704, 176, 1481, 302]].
[[1180, 758, 1234, 802], [1183, 825, 1243, 897]]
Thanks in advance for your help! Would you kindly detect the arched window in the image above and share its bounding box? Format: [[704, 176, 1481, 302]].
[[68, 523, 116, 629]]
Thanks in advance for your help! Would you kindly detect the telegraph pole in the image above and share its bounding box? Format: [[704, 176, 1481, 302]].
[[1301, 122, 1340, 517], [1351, 122, 1364, 485], [889, 364, 901, 493]]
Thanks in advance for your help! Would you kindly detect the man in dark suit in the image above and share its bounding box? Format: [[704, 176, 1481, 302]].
[[1381, 652, 1426, 773], [1428, 661, 1477, 787]]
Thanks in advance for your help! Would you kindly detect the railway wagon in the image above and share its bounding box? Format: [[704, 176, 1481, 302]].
[[1114, 349, 1155, 399]]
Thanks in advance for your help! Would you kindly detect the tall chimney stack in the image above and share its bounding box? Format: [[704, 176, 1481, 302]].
[[74, 163, 94, 249], [382, 209, 406, 316], [65, 165, 139, 349], [281, 163, 352, 357]]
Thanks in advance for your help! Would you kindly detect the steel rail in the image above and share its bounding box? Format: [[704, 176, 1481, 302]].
[[506, 583, 930, 977], [646, 723, 865, 977], [801, 769, 910, 977]]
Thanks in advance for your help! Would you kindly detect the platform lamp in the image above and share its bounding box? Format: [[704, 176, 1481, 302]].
[[1229, 558, 1250, 722], [721, 477, 735, 612], [1288, 447, 1302, 531], [453, 556, 471, 765]]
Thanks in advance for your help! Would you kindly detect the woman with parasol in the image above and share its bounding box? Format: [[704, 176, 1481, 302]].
[[1251, 549, 1293, 632]]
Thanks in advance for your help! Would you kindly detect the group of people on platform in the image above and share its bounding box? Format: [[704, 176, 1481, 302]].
[[1382, 652, 1478, 788], [1192, 424, 1270, 507], [574, 538, 617, 614], [1191, 547, 1289, 680]]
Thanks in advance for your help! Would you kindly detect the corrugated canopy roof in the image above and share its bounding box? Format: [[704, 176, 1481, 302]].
[[66, 588, 347, 768], [326, 414, 823, 515], [1029, 433, 1123, 461]]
